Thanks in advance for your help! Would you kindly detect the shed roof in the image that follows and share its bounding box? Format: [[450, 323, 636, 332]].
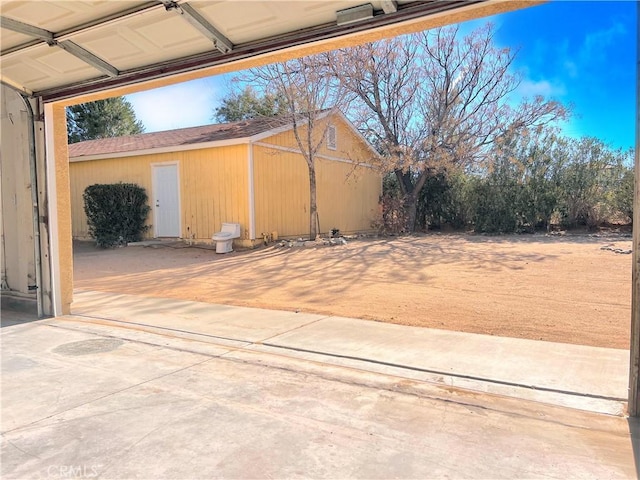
[[68, 115, 291, 158]]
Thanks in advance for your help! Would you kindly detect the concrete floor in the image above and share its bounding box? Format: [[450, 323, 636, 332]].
[[2, 292, 639, 479], [71, 290, 629, 415]]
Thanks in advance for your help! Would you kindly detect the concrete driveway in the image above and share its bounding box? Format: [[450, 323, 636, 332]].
[[2, 295, 639, 479]]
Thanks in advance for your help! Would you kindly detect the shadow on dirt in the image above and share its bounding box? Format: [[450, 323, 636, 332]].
[[72, 232, 623, 302], [72, 232, 632, 349]]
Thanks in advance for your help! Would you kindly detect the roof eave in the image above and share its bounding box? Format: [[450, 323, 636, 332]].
[[69, 136, 252, 162]]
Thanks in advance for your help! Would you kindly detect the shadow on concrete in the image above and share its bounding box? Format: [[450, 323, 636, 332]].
[[629, 418, 640, 478], [0, 310, 42, 328], [1, 294, 43, 328]]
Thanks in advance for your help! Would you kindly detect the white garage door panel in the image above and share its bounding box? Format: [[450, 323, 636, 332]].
[[0, 48, 102, 92], [0, 0, 509, 98], [0, 28, 32, 51], [195, 1, 345, 44], [71, 10, 214, 71], [0, 1, 144, 34]]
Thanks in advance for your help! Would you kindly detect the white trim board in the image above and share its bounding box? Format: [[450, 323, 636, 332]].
[[247, 142, 256, 240], [43, 103, 63, 316]]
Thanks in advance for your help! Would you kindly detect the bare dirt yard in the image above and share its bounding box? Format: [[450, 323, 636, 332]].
[[73, 233, 632, 350]]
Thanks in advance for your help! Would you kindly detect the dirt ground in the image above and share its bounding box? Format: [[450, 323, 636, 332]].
[[73, 233, 632, 350]]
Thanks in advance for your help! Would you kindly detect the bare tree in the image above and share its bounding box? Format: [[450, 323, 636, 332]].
[[244, 55, 345, 239], [330, 24, 568, 231]]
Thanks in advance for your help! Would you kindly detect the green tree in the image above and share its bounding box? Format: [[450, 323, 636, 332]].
[[556, 137, 627, 228], [67, 97, 144, 144], [416, 170, 471, 231], [214, 86, 287, 122], [489, 128, 566, 231], [469, 156, 522, 234], [612, 163, 635, 223]]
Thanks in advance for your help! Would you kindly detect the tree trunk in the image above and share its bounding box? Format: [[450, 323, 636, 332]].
[[403, 194, 419, 233], [395, 169, 429, 233], [309, 164, 318, 240]]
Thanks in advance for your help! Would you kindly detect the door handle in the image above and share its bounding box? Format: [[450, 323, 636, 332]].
[[156, 200, 160, 207]]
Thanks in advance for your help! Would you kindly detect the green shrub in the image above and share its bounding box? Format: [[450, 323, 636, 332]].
[[83, 183, 151, 248], [612, 165, 634, 224], [555, 138, 629, 228], [468, 177, 521, 234], [416, 172, 451, 230], [515, 136, 564, 231], [373, 174, 407, 234], [377, 133, 633, 235], [417, 171, 471, 230]]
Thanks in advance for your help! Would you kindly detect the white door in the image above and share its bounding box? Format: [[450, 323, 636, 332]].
[[152, 163, 180, 237]]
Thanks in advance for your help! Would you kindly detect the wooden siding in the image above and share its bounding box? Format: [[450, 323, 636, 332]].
[[180, 144, 249, 242], [252, 144, 309, 238], [70, 113, 380, 244], [70, 145, 250, 242], [253, 116, 381, 238], [261, 114, 377, 164], [317, 158, 381, 234]]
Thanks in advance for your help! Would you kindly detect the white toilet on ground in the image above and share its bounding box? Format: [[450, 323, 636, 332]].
[[212, 223, 241, 253]]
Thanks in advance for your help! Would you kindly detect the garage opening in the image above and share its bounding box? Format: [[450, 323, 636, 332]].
[[62, 4, 634, 417], [1, 0, 638, 419]]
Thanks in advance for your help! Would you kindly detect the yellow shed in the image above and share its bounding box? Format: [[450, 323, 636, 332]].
[[68, 111, 382, 247]]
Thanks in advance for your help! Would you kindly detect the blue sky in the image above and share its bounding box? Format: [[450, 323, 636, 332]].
[[125, 1, 637, 151]]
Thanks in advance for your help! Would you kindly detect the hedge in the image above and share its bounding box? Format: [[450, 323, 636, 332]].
[[83, 183, 151, 248]]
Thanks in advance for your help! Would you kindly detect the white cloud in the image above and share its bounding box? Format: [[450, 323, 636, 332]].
[[579, 22, 626, 63], [515, 78, 566, 99], [126, 76, 229, 133]]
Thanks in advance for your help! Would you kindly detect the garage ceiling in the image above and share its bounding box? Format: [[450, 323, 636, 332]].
[[0, 0, 511, 102]]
